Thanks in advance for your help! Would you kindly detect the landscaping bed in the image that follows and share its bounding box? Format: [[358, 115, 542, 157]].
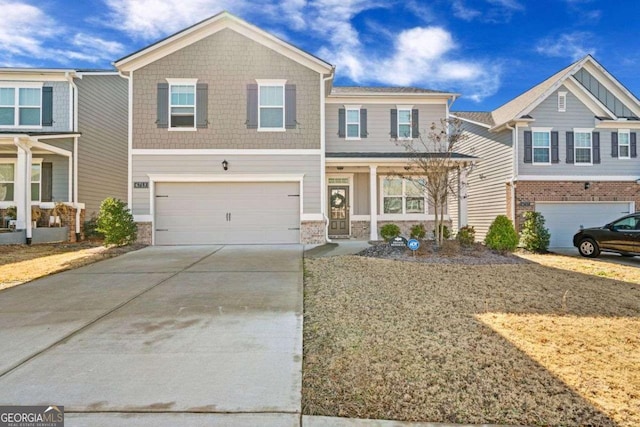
[[303, 255, 640, 426]]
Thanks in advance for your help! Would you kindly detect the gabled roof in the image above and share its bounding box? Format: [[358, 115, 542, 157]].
[[451, 111, 495, 127], [114, 11, 334, 74], [331, 86, 446, 95]]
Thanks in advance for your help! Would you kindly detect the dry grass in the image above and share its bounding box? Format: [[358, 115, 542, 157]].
[[0, 242, 144, 290], [303, 256, 640, 426]]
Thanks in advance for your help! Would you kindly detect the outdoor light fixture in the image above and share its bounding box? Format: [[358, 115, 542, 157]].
[[337, 166, 344, 170], [584, 182, 590, 190], [222, 160, 228, 171]]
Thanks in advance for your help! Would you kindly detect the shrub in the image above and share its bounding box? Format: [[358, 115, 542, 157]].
[[84, 214, 104, 240], [433, 224, 451, 240], [484, 215, 518, 252], [96, 198, 137, 246], [410, 223, 427, 239], [456, 225, 476, 247], [380, 223, 401, 241], [520, 211, 550, 253]]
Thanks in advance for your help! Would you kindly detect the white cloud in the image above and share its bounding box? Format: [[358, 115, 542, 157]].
[[452, 0, 481, 21], [536, 32, 597, 61], [451, 0, 524, 23], [0, 1, 58, 56]]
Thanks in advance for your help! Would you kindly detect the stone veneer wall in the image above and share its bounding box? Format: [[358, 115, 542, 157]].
[[301, 221, 325, 244], [376, 220, 451, 240], [351, 221, 369, 239], [136, 222, 153, 245]]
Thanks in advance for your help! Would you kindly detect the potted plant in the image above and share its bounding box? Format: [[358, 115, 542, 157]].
[[31, 206, 42, 228], [49, 202, 70, 227]]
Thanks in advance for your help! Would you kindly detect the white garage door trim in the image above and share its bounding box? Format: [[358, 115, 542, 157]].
[[148, 174, 304, 245], [536, 201, 635, 248]]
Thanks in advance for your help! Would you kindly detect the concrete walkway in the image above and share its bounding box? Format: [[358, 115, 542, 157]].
[[0, 245, 303, 426], [305, 240, 372, 258]]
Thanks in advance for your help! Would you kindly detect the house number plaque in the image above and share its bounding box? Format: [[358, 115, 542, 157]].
[[134, 182, 149, 189]]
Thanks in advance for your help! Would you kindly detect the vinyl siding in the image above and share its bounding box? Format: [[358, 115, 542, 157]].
[[0, 81, 70, 132], [353, 172, 370, 215], [0, 153, 69, 202], [519, 85, 640, 176], [76, 75, 128, 216], [326, 103, 447, 153], [132, 154, 321, 215]]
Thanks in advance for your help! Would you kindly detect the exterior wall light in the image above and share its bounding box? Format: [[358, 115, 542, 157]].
[[584, 182, 590, 190], [222, 160, 229, 171]]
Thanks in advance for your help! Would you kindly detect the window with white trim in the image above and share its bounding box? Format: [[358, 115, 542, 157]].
[[558, 91, 567, 112], [398, 109, 412, 139], [575, 131, 592, 164], [382, 177, 426, 214], [532, 131, 551, 164], [31, 162, 41, 202], [0, 87, 42, 127], [619, 130, 630, 159], [0, 162, 15, 202], [258, 83, 285, 130], [169, 83, 195, 128], [346, 107, 360, 139]]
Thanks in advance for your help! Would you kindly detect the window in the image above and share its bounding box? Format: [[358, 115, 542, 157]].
[[532, 131, 551, 164], [382, 177, 426, 214], [169, 84, 195, 128], [398, 109, 412, 139], [31, 163, 41, 202], [558, 91, 567, 112], [575, 131, 592, 164], [0, 86, 42, 127], [611, 215, 640, 231], [346, 108, 360, 139], [0, 162, 15, 201], [258, 83, 284, 130], [619, 130, 630, 159]]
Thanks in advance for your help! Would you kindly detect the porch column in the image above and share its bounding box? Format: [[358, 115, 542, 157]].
[[369, 165, 378, 241], [458, 166, 468, 228], [14, 140, 27, 230]]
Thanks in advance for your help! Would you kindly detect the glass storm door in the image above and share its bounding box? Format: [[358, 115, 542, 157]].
[[329, 186, 349, 236]]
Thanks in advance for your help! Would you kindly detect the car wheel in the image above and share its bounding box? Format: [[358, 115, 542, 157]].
[[578, 238, 600, 258]]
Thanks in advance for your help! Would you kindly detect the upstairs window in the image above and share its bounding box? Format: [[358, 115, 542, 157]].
[[398, 108, 412, 139], [532, 131, 551, 164], [0, 86, 42, 127], [169, 83, 195, 128], [618, 130, 630, 159], [346, 107, 360, 139], [258, 83, 285, 130], [574, 131, 592, 164]]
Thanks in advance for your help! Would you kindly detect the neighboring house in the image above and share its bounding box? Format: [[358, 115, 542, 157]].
[[0, 69, 127, 244], [115, 11, 472, 245], [453, 55, 640, 247]]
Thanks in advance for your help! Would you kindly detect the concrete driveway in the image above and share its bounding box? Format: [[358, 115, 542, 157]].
[[0, 245, 303, 426], [551, 247, 640, 267]]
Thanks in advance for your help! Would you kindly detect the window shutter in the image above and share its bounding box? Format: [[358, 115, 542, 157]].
[[592, 131, 600, 164], [42, 87, 53, 127], [41, 162, 53, 202], [411, 109, 419, 137], [611, 132, 618, 158], [360, 109, 367, 138], [551, 131, 559, 163], [523, 131, 532, 163], [566, 131, 574, 164], [390, 109, 398, 139], [338, 108, 345, 138], [246, 84, 258, 129], [156, 83, 169, 128], [631, 132, 637, 158], [285, 84, 296, 129], [196, 83, 208, 128]]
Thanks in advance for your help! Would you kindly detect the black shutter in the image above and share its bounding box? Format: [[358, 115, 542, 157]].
[[196, 83, 208, 128], [611, 132, 618, 158], [411, 109, 419, 137], [360, 109, 367, 138], [41, 162, 53, 202], [566, 131, 574, 164], [523, 131, 532, 163], [631, 133, 637, 158], [338, 108, 345, 138], [246, 84, 258, 129], [156, 83, 169, 128], [592, 131, 600, 164], [390, 109, 398, 139], [285, 84, 296, 129], [42, 87, 53, 127], [551, 131, 559, 163]]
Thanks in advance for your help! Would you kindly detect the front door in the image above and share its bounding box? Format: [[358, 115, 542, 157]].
[[329, 186, 349, 236]]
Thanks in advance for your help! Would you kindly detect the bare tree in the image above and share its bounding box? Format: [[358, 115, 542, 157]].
[[393, 117, 471, 245]]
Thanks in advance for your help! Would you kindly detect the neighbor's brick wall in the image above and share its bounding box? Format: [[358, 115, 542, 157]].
[[301, 221, 325, 244], [136, 222, 152, 245], [132, 28, 321, 150], [514, 181, 640, 230]]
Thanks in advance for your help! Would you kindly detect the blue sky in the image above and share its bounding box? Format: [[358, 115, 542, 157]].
[[1, 0, 638, 111]]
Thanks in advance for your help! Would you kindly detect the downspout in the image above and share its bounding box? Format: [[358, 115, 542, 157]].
[[505, 123, 518, 223], [321, 69, 335, 243], [118, 70, 133, 210], [66, 72, 81, 241]]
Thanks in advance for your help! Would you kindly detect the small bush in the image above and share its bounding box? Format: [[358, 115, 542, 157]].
[[520, 211, 550, 253], [484, 215, 518, 252], [456, 225, 476, 247], [433, 224, 451, 240], [84, 214, 104, 240], [96, 198, 137, 246], [410, 223, 427, 239], [380, 223, 401, 241]]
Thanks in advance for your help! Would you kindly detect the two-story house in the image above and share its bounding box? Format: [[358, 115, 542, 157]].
[[0, 69, 127, 244], [453, 55, 640, 246], [116, 11, 471, 245]]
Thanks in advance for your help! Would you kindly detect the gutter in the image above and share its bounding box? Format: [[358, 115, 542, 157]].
[[321, 69, 335, 243], [505, 123, 518, 223], [118, 70, 133, 212], [65, 71, 82, 241]]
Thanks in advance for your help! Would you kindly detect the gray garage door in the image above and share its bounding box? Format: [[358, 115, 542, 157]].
[[536, 202, 632, 247], [154, 182, 300, 245]]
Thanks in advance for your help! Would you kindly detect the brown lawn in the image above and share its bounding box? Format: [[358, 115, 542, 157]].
[[303, 255, 640, 426], [0, 242, 144, 290]]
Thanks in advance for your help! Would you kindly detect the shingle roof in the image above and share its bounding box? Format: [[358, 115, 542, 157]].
[[331, 86, 449, 95], [452, 111, 495, 127]]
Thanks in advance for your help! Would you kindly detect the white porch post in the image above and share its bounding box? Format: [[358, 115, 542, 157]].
[[369, 165, 378, 241], [458, 166, 468, 228], [14, 138, 32, 240]]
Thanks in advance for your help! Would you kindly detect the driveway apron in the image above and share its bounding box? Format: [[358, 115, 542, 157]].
[[0, 245, 303, 425]]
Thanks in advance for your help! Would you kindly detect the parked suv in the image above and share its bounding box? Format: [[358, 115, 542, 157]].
[[573, 213, 640, 258]]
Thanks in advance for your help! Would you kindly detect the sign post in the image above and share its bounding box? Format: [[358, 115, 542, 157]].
[[407, 238, 420, 257]]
